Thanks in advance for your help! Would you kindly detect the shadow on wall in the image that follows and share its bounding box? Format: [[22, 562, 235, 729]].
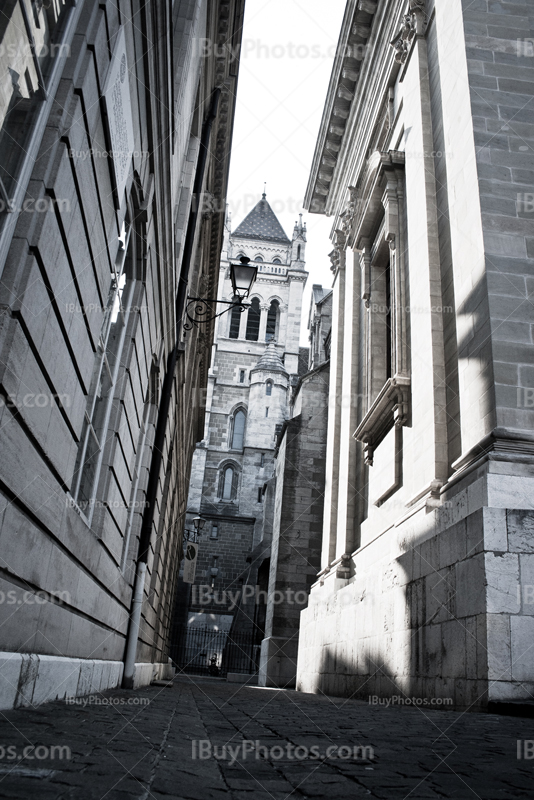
[[298, 503, 498, 711]]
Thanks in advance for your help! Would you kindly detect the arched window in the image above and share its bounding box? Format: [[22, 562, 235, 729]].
[[219, 465, 238, 501], [265, 300, 279, 342], [254, 255, 263, 262], [297, 245, 301, 259], [273, 258, 281, 265], [246, 297, 261, 341], [222, 467, 234, 500], [229, 300, 241, 339], [266, 381, 273, 396], [231, 409, 246, 450]]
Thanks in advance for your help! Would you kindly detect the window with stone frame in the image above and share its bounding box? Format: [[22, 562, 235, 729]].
[[265, 300, 279, 342], [0, 0, 73, 212], [351, 152, 410, 498], [228, 300, 241, 338], [218, 464, 239, 501], [245, 297, 261, 341], [230, 408, 246, 450], [71, 217, 140, 520], [265, 380, 273, 396]]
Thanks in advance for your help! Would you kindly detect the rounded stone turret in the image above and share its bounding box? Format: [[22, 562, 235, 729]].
[[245, 343, 289, 450]]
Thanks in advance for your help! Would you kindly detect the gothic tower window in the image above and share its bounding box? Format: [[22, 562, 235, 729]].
[[254, 255, 263, 262], [266, 381, 273, 396], [229, 300, 241, 339], [273, 258, 281, 264], [246, 297, 261, 341], [219, 465, 238, 501], [265, 300, 279, 342], [231, 409, 246, 450]]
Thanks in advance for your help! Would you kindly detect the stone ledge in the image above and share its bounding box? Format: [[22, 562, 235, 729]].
[[0, 652, 173, 710]]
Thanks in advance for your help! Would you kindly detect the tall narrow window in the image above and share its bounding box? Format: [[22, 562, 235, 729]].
[[297, 245, 301, 259], [265, 300, 279, 342], [222, 466, 237, 500], [266, 381, 273, 396], [385, 261, 392, 380], [265, 407, 269, 418], [260, 453, 265, 467], [231, 410, 246, 450], [257, 488, 263, 503], [211, 523, 219, 539], [239, 369, 245, 383], [72, 223, 135, 515], [246, 297, 261, 341], [229, 301, 241, 339]]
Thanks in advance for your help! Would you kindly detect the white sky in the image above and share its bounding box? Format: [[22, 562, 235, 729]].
[[226, 0, 346, 345]]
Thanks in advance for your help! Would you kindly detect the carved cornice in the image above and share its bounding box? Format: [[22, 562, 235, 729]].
[[304, 0, 378, 215]]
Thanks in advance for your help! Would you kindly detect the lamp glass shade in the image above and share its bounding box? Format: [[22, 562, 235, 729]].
[[230, 258, 257, 299], [192, 516, 205, 532]]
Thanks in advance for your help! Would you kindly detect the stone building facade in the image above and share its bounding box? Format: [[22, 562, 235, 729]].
[[259, 286, 331, 688], [0, 0, 245, 708], [298, 0, 534, 709], [177, 196, 308, 668]]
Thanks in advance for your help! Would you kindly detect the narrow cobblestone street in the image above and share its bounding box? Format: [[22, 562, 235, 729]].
[[0, 677, 532, 800]]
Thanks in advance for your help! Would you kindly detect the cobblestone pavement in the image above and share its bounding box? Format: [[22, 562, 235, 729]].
[[0, 676, 533, 799]]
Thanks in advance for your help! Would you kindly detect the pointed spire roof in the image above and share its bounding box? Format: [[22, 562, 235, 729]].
[[251, 342, 287, 374], [232, 194, 291, 244]]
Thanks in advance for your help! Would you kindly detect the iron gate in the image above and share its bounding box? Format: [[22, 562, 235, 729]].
[[171, 625, 261, 677]]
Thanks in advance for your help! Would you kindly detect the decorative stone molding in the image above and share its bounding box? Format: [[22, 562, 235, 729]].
[[329, 249, 339, 274], [390, 2, 427, 64], [359, 239, 372, 305], [390, 15, 416, 64], [329, 229, 346, 275], [335, 553, 352, 580]]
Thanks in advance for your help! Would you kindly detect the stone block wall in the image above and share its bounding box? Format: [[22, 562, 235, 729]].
[[298, 460, 534, 707], [259, 364, 329, 688], [298, 0, 534, 707]]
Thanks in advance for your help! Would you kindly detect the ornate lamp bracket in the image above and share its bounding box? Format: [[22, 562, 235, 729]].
[[183, 296, 249, 333]]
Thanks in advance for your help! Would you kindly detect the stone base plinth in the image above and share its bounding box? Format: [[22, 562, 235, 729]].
[[259, 636, 298, 688], [296, 466, 534, 709]]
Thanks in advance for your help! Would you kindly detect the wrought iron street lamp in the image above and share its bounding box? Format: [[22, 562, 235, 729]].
[[183, 515, 205, 544], [183, 256, 257, 332]]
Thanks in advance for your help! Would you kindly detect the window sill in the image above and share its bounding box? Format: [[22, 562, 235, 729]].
[[353, 375, 410, 466]]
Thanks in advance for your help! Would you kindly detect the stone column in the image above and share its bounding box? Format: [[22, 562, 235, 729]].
[[258, 303, 268, 342], [401, 6, 448, 497], [321, 233, 346, 570], [238, 304, 248, 339], [336, 247, 361, 559]]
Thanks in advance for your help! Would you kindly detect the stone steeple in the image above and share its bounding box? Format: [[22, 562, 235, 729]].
[[233, 194, 291, 244], [290, 213, 306, 267]]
